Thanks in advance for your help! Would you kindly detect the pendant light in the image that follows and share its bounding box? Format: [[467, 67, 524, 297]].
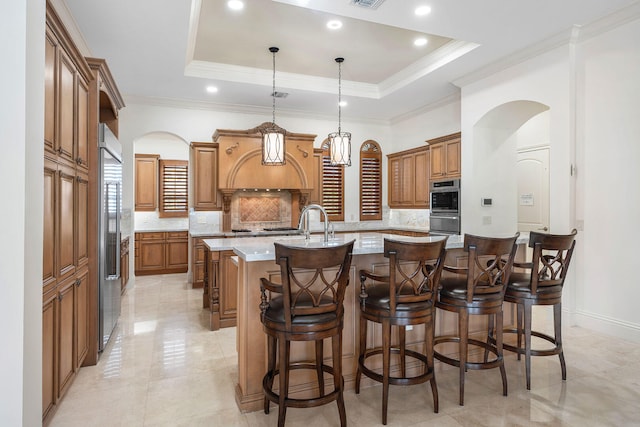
[[328, 57, 351, 166], [261, 46, 286, 165]]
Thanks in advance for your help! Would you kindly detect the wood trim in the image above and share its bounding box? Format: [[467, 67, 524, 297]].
[[425, 131, 461, 145]]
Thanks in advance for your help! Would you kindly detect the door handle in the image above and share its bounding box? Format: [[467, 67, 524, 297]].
[[538, 226, 548, 231]]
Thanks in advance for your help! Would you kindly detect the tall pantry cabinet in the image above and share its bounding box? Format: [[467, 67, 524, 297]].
[[42, 3, 124, 425]]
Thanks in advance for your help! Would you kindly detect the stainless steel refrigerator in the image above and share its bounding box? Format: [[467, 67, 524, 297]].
[[98, 123, 122, 352]]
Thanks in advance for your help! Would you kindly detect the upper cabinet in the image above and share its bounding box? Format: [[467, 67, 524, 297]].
[[135, 154, 159, 211], [428, 132, 461, 180], [387, 146, 430, 209], [190, 142, 220, 211]]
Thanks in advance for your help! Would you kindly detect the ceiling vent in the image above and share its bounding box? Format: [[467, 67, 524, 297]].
[[350, 0, 386, 9], [271, 91, 288, 98]]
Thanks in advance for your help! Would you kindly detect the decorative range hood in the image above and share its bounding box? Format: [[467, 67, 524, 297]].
[[212, 123, 317, 231]]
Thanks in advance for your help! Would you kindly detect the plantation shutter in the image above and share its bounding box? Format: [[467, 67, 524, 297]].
[[360, 143, 382, 220], [159, 160, 188, 218], [322, 152, 344, 221]]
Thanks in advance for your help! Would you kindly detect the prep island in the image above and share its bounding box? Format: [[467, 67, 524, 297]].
[[202, 232, 527, 412]]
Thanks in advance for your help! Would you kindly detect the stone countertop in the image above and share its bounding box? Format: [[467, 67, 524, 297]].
[[135, 228, 189, 233], [190, 225, 430, 239], [203, 232, 529, 263]]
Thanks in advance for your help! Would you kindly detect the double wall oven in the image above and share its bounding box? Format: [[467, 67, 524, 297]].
[[429, 178, 461, 235]]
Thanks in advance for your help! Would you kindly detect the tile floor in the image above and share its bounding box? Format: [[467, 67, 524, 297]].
[[50, 273, 640, 426]]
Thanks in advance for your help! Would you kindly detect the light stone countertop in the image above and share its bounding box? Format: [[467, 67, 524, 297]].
[[203, 232, 529, 262]]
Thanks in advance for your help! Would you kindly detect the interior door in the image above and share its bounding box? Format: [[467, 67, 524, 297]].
[[517, 147, 549, 232]]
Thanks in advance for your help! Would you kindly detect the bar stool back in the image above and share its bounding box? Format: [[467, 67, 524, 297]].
[[502, 229, 577, 389], [260, 240, 354, 427], [434, 233, 519, 406], [356, 237, 447, 425]]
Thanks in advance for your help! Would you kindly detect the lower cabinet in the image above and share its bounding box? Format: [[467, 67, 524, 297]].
[[42, 267, 89, 425], [134, 231, 188, 275], [204, 248, 238, 330], [191, 235, 214, 291]]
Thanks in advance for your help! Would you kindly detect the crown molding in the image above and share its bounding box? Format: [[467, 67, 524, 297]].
[[389, 92, 461, 125], [380, 40, 479, 97], [52, 0, 93, 57], [123, 94, 390, 126], [453, 2, 640, 88]]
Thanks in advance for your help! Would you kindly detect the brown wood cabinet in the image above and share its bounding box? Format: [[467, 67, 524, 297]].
[[309, 148, 324, 205], [120, 237, 130, 293], [387, 146, 430, 209], [42, 3, 99, 424], [134, 231, 188, 275], [204, 248, 238, 330], [428, 132, 461, 180], [190, 142, 220, 210], [135, 154, 159, 211], [191, 236, 213, 291]]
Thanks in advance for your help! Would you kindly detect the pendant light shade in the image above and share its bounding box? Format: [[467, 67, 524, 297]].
[[328, 57, 351, 166], [262, 47, 286, 165]]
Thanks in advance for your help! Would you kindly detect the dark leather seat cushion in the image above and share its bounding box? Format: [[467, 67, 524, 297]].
[[507, 272, 563, 294], [362, 283, 432, 312], [439, 277, 503, 301], [263, 295, 337, 325]]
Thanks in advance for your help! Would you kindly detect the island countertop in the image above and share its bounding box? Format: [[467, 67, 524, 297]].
[[202, 231, 528, 262]]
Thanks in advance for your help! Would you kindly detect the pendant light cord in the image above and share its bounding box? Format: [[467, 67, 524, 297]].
[[337, 59, 342, 134], [271, 48, 277, 125]]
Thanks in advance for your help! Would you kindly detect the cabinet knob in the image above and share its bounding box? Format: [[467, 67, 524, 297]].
[[76, 157, 83, 165], [76, 279, 81, 287]]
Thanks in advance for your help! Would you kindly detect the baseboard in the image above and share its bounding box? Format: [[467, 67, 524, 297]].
[[572, 310, 640, 343]]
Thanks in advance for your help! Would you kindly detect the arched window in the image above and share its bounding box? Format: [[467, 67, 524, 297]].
[[320, 139, 344, 221], [360, 140, 382, 221]]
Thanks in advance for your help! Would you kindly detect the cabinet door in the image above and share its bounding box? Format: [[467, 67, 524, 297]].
[[43, 159, 57, 292], [57, 49, 75, 166], [139, 241, 165, 271], [76, 77, 89, 170], [42, 290, 57, 420], [429, 143, 445, 180], [413, 150, 430, 207], [57, 277, 76, 397], [388, 156, 402, 207], [220, 250, 238, 321], [58, 165, 75, 279], [309, 149, 324, 205], [76, 172, 89, 268], [74, 268, 89, 368], [166, 239, 188, 270], [192, 237, 206, 288], [44, 28, 57, 154], [445, 139, 461, 177], [400, 155, 414, 205], [192, 143, 218, 210], [135, 155, 159, 211]]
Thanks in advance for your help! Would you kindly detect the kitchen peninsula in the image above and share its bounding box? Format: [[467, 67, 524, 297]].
[[203, 232, 527, 412]]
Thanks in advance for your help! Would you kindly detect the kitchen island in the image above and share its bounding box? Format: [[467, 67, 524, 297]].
[[203, 232, 527, 412]]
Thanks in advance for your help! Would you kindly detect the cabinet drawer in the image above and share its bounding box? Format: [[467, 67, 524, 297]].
[[137, 232, 165, 240], [167, 231, 188, 240]]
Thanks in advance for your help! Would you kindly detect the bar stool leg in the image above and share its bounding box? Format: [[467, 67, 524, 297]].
[[277, 338, 290, 427], [496, 310, 507, 396], [458, 310, 468, 406], [426, 318, 439, 413], [332, 333, 346, 427], [265, 335, 276, 414], [382, 319, 391, 425], [399, 325, 406, 377], [517, 303, 524, 361], [555, 302, 567, 380], [355, 315, 367, 394], [315, 339, 325, 396]]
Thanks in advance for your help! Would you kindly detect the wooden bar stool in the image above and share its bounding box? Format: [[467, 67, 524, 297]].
[[498, 229, 577, 390], [259, 240, 354, 427], [356, 237, 447, 425], [434, 233, 519, 406]]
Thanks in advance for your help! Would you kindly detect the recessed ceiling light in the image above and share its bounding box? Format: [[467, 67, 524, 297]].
[[415, 5, 431, 16], [227, 0, 244, 11], [206, 86, 218, 93], [414, 37, 428, 47], [339, 101, 348, 107], [327, 20, 343, 30]]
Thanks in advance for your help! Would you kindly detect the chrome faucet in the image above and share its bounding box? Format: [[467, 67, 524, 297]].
[[297, 204, 331, 242]]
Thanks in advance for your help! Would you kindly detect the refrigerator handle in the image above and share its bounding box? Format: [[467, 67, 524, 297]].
[[115, 181, 121, 279]]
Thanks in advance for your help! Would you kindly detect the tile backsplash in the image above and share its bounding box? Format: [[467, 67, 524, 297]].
[[232, 190, 292, 230]]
